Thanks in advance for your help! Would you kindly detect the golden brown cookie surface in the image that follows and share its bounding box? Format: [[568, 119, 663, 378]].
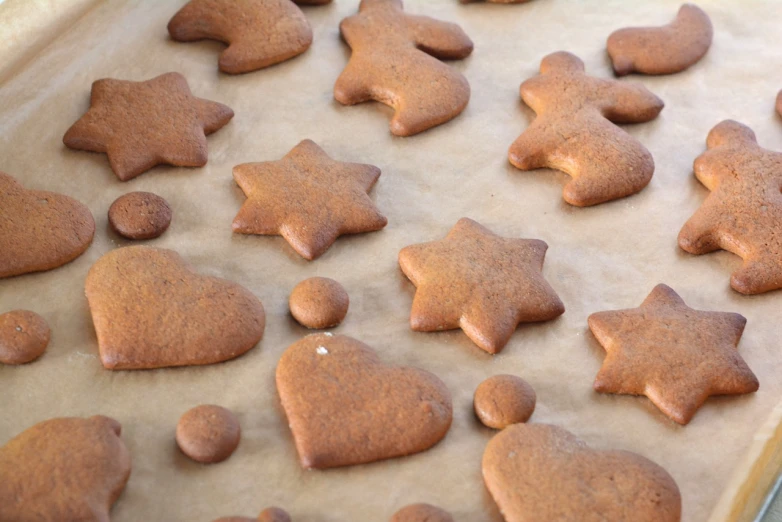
[[588, 284, 758, 425], [176, 405, 241, 464], [0, 310, 50, 365], [678, 120, 782, 294], [508, 51, 663, 206], [0, 415, 132, 522], [85, 245, 265, 370], [64, 72, 233, 181], [108, 191, 172, 240], [335, 0, 473, 136], [482, 423, 681, 522], [168, 0, 330, 74], [390, 503, 453, 522], [398, 218, 564, 354], [276, 333, 452, 469], [474, 375, 536, 429], [232, 139, 386, 260], [213, 507, 291, 522], [0, 172, 95, 278], [289, 277, 349, 328], [607, 4, 713, 76]]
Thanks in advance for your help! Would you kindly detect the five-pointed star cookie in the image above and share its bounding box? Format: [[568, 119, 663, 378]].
[[678, 120, 782, 294], [232, 139, 387, 260], [398, 218, 565, 354], [63, 72, 234, 181], [588, 284, 758, 425], [168, 0, 331, 75]]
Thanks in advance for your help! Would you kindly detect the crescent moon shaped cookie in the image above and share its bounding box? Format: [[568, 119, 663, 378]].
[[0, 415, 132, 522], [335, 0, 474, 136], [168, 0, 331, 74], [276, 333, 453, 469], [482, 423, 682, 522], [678, 120, 782, 294], [508, 51, 664, 206], [607, 4, 713, 76], [85, 245, 265, 370], [0, 171, 95, 278]]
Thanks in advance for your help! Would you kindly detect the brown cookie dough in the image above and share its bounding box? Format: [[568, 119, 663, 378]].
[[473, 374, 536, 429], [108, 191, 172, 240], [678, 120, 782, 294], [607, 4, 713, 76], [508, 51, 664, 206], [335, 0, 473, 136], [398, 218, 564, 354], [85, 245, 265, 370], [588, 284, 758, 425], [0, 171, 95, 279], [390, 503, 453, 522], [276, 333, 453, 469], [0, 310, 50, 365], [289, 277, 349, 328], [482, 423, 681, 522], [213, 508, 291, 522], [0, 415, 132, 522], [176, 405, 241, 464], [64, 72, 233, 181]]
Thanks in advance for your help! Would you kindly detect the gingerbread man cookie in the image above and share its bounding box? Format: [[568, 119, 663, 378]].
[[64, 72, 233, 181], [0, 415, 132, 522], [399, 218, 564, 354], [508, 51, 664, 206], [168, 0, 331, 74], [335, 0, 474, 136], [679, 120, 782, 294]]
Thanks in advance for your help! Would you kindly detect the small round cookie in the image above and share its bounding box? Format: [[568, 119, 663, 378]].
[[390, 503, 453, 522], [474, 375, 536, 429], [176, 405, 241, 464], [212, 507, 291, 522], [108, 191, 172, 240], [289, 277, 349, 329], [0, 310, 50, 365]]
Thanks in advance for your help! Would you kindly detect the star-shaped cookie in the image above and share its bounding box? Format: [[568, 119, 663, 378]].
[[232, 139, 387, 260], [678, 120, 782, 294], [398, 218, 565, 354], [588, 284, 758, 425], [63, 72, 234, 181]]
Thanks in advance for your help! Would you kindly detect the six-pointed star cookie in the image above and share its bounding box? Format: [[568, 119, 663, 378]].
[[398, 218, 565, 354], [63, 72, 234, 181], [232, 139, 387, 260], [588, 284, 758, 425]]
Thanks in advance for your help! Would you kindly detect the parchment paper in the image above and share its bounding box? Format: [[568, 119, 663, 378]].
[[1, 1, 781, 521]]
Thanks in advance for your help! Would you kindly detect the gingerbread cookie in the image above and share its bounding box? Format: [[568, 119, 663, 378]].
[[0, 171, 95, 278], [109, 191, 172, 240], [0, 310, 50, 365], [607, 4, 713, 76], [168, 0, 331, 74], [508, 51, 664, 206], [64, 72, 233, 181], [777, 90, 782, 117], [588, 284, 758, 425], [335, 0, 473, 136], [176, 405, 241, 463], [474, 375, 536, 429], [460, 0, 532, 3], [482, 423, 681, 522], [214, 508, 291, 522], [398, 218, 564, 354], [276, 333, 452, 469], [391, 504, 453, 522], [85, 245, 265, 370], [289, 277, 349, 328], [232, 139, 386, 260], [679, 120, 782, 294], [0, 415, 132, 522]]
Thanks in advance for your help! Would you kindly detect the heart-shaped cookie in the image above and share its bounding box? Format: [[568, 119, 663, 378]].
[[482, 424, 681, 522], [85, 245, 265, 370], [0, 171, 95, 278], [276, 333, 452, 469]]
